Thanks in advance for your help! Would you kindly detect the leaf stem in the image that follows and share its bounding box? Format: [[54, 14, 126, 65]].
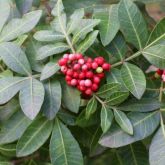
[[111, 50, 142, 68], [93, 94, 105, 105]]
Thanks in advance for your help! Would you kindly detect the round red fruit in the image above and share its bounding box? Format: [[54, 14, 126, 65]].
[[69, 54, 76, 61], [65, 75, 72, 81], [84, 79, 92, 87], [95, 57, 104, 65], [73, 63, 81, 70], [78, 59, 85, 65], [58, 58, 67, 66], [71, 79, 77, 86], [92, 84, 98, 91], [79, 72, 85, 79], [86, 71, 94, 78], [79, 86, 86, 91], [97, 72, 105, 78], [63, 54, 69, 59], [85, 89, 92, 95], [76, 54, 83, 60], [92, 62, 98, 69], [157, 69, 163, 75], [82, 64, 88, 71], [73, 72, 79, 78], [102, 63, 111, 70], [79, 80, 85, 86], [87, 57, 93, 63], [61, 66, 67, 74], [93, 76, 100, 84], [66, 69, 73, 76]]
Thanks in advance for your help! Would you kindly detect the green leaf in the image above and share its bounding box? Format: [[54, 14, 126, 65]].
[[50, 118, 83, 165], [19, 78, 45, 120], [97, 83, 120, 98], [121, 62, 146, 99], [142, 43, 165, 69], [94, 4, 119, 46], [0, 144, 16, 157], [37, 43, 69, 60], [72, 19, 100, 44], [13, 34, 28, 46], [51, 0, 64, 17], [16, 117, 53, 157], [62, 82, 80, 113], [114, 109, 133, 135], [40, 61, 60, 81], [0, 10, 42, 42], [76, 30, 99, 53], [0, 99, 19, 122], [0, 1, 10, 32], [105, 91, 129, 105], [101, 106, 113, 133], [34, 30, 65, 42], [86, 97, 98, 119], [99, 111, 160, 148], [106, 33, 127, 60], [118, 142, 149, 165], [67, 8, 84, 34], [147, 18, 165, 45], [118, 0, 148, 49], [42, 79, 61, 120], [26, 39, 44, 72], [0, 111, 32, 144], [0, 77, 27, 104], [0, 42, 32, 76], [149, 126, 165, 165], [117, 98, 161, 112]]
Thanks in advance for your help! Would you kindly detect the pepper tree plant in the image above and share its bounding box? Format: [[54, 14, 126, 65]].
[[0, 0, 165, 164]]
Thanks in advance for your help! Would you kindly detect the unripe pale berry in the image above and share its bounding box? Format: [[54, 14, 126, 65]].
[[96, 67, 103, 73]]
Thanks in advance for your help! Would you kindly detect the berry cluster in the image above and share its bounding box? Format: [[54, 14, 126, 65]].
[[58, 53, 111, 96], [155, 69, 165, 81]]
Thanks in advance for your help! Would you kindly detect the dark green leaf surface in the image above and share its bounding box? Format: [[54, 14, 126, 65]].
[[16, 117, 53, 157], [99, 111, 160, 148], [0, 111, 32, 144], [121, 62, 146, 99], [114, 109, 133, 135], [50, 118, 83, 165], [118, 0, 148, 49], [19, 78, 45, 120], [0, 42, 32, 76], [42, 79, 61, 120]]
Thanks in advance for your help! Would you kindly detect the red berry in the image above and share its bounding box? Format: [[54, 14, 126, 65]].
[[61, 66, 67, 74], [97, 73, 105, 78], [63, 54, 69, 59], [76, 54, 83, 59], [79, 72, 85, 79], [73, 63, 81, 70], [92, 62, 98, 69], [102, 63, 111, 71], [157, 69, 163, 75], [95, 57, 104, 65], [79, 86, 86, 91], [71, 79, 77, 86], [85, 88, 92, 95], [65, 75, 72, 81], [82, 64, 88, 71], [66, 69, 73, 76], [92, 84, 98, 91], [93, 76, 100, 84], [73, 72, 79, 78], [84, 79, 92, 87], [87, 57, 93, 63], [67, 80, 71, 86], [86, 62, 91, 69], [78, 59, 85, 65], [69, 54, 76, 61], [79, 80, 85, 86], [86, 71, 94, 78], [58, 58, 67, 66]]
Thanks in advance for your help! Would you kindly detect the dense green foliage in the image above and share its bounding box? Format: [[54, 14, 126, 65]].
[[0, 0, 165, 164]]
